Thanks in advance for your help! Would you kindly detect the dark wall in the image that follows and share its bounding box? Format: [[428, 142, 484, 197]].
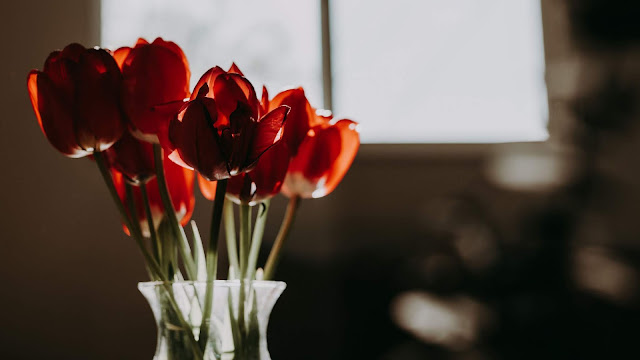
[[0, 2, 496, 357], [3, 1, 640, 360]]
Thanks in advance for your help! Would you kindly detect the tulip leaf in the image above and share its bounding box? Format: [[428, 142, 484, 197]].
[[190, 221, 207, 281]]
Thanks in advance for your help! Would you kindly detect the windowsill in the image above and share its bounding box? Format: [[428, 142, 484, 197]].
[[356, 141, 548, 160]]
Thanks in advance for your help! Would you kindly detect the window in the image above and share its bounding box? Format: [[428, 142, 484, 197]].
[[101, 0, 323, 107], [102, 0, 548, 143]]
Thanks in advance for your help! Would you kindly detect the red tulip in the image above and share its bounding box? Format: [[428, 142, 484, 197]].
[[115, 38, 190, 143], [270, 89, 360, 199], [113, 154, 195, 236], [168, 65, 290, 181], [226, 141, 290, 205], [106, 131, 155, 185], [269, 88, 324, 157], [27, 43, 125, 157]]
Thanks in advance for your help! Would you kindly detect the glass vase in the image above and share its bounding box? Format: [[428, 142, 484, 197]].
[[138, 280, 286, 360]]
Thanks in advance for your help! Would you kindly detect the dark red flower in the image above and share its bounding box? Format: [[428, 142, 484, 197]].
[[113, 154, 195, 236], [226, 141, 290, 205], [27, 43, 125, 157], [168, 65, 290, 181], [106, 131, 155, 185], [116, 38, 190, 143], [270, 89, 360, 199]]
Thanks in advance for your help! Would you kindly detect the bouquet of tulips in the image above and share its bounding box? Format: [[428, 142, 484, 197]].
[[27, 38, 359, 359]]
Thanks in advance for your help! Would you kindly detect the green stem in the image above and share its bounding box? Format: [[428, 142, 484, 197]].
[[124, 183, 143, 240], [227, 290, 242, 352], [160, 282, 204, 360], [198, 178, 228, 351], [95, 151, 202, 360], [152, 145, 197, 280], [224, 201, 240, 279], [236, 203, 253, 340], [94, 151, 162, 280], [140, 183, 161, 263], [207, 179, 228, 282], [239, 203, 252, 280], [247, 200, 271, 280], [263, 195, 301, 280]]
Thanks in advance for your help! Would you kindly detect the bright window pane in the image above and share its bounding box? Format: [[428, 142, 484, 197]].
[[101, 0, 322, 104], [331, 0, 548, 143]]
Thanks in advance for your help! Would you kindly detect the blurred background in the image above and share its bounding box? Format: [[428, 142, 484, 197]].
[[2, 0, 640, 359]]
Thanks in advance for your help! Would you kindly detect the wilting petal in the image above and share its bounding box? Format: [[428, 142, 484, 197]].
[[283, 119, 359, 198], [198, 174, 218, 201], [248, 105, 289, 164]]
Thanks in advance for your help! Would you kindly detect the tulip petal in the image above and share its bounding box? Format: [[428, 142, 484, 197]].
[[322, 119, 360, 197], [270, 88, 319, 156], [30, 71, 87, 157], [248, 105, 289, 164], [154, 99, 188, 151], [121, 39, 190, 139], [75, 48, 125, 151], [27, 71, 45, 135], [284, 119, 359, 198], [197, 174, 217, 201], [226, 141, 289, 205], [190, 66, 224, 100], [60, 43, 86, 62], [105, 131, 155, 185], [151, 38, 191, 90], [173, 98, 229, 180], [213, 73, 259, 121], [113, 46, 131, 69], [43, 55, 76, 98], [228, 63, 245, 76], [163, 154, 196, 225], [168, 149, 194, 170], [113, 153, 195, 236], [135, 38, 150, 47], [251, 141, 290, 198], [260, 85, 269, 118]]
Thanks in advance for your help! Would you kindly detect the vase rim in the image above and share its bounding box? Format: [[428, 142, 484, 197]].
[[137, 279, 286, 290]]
